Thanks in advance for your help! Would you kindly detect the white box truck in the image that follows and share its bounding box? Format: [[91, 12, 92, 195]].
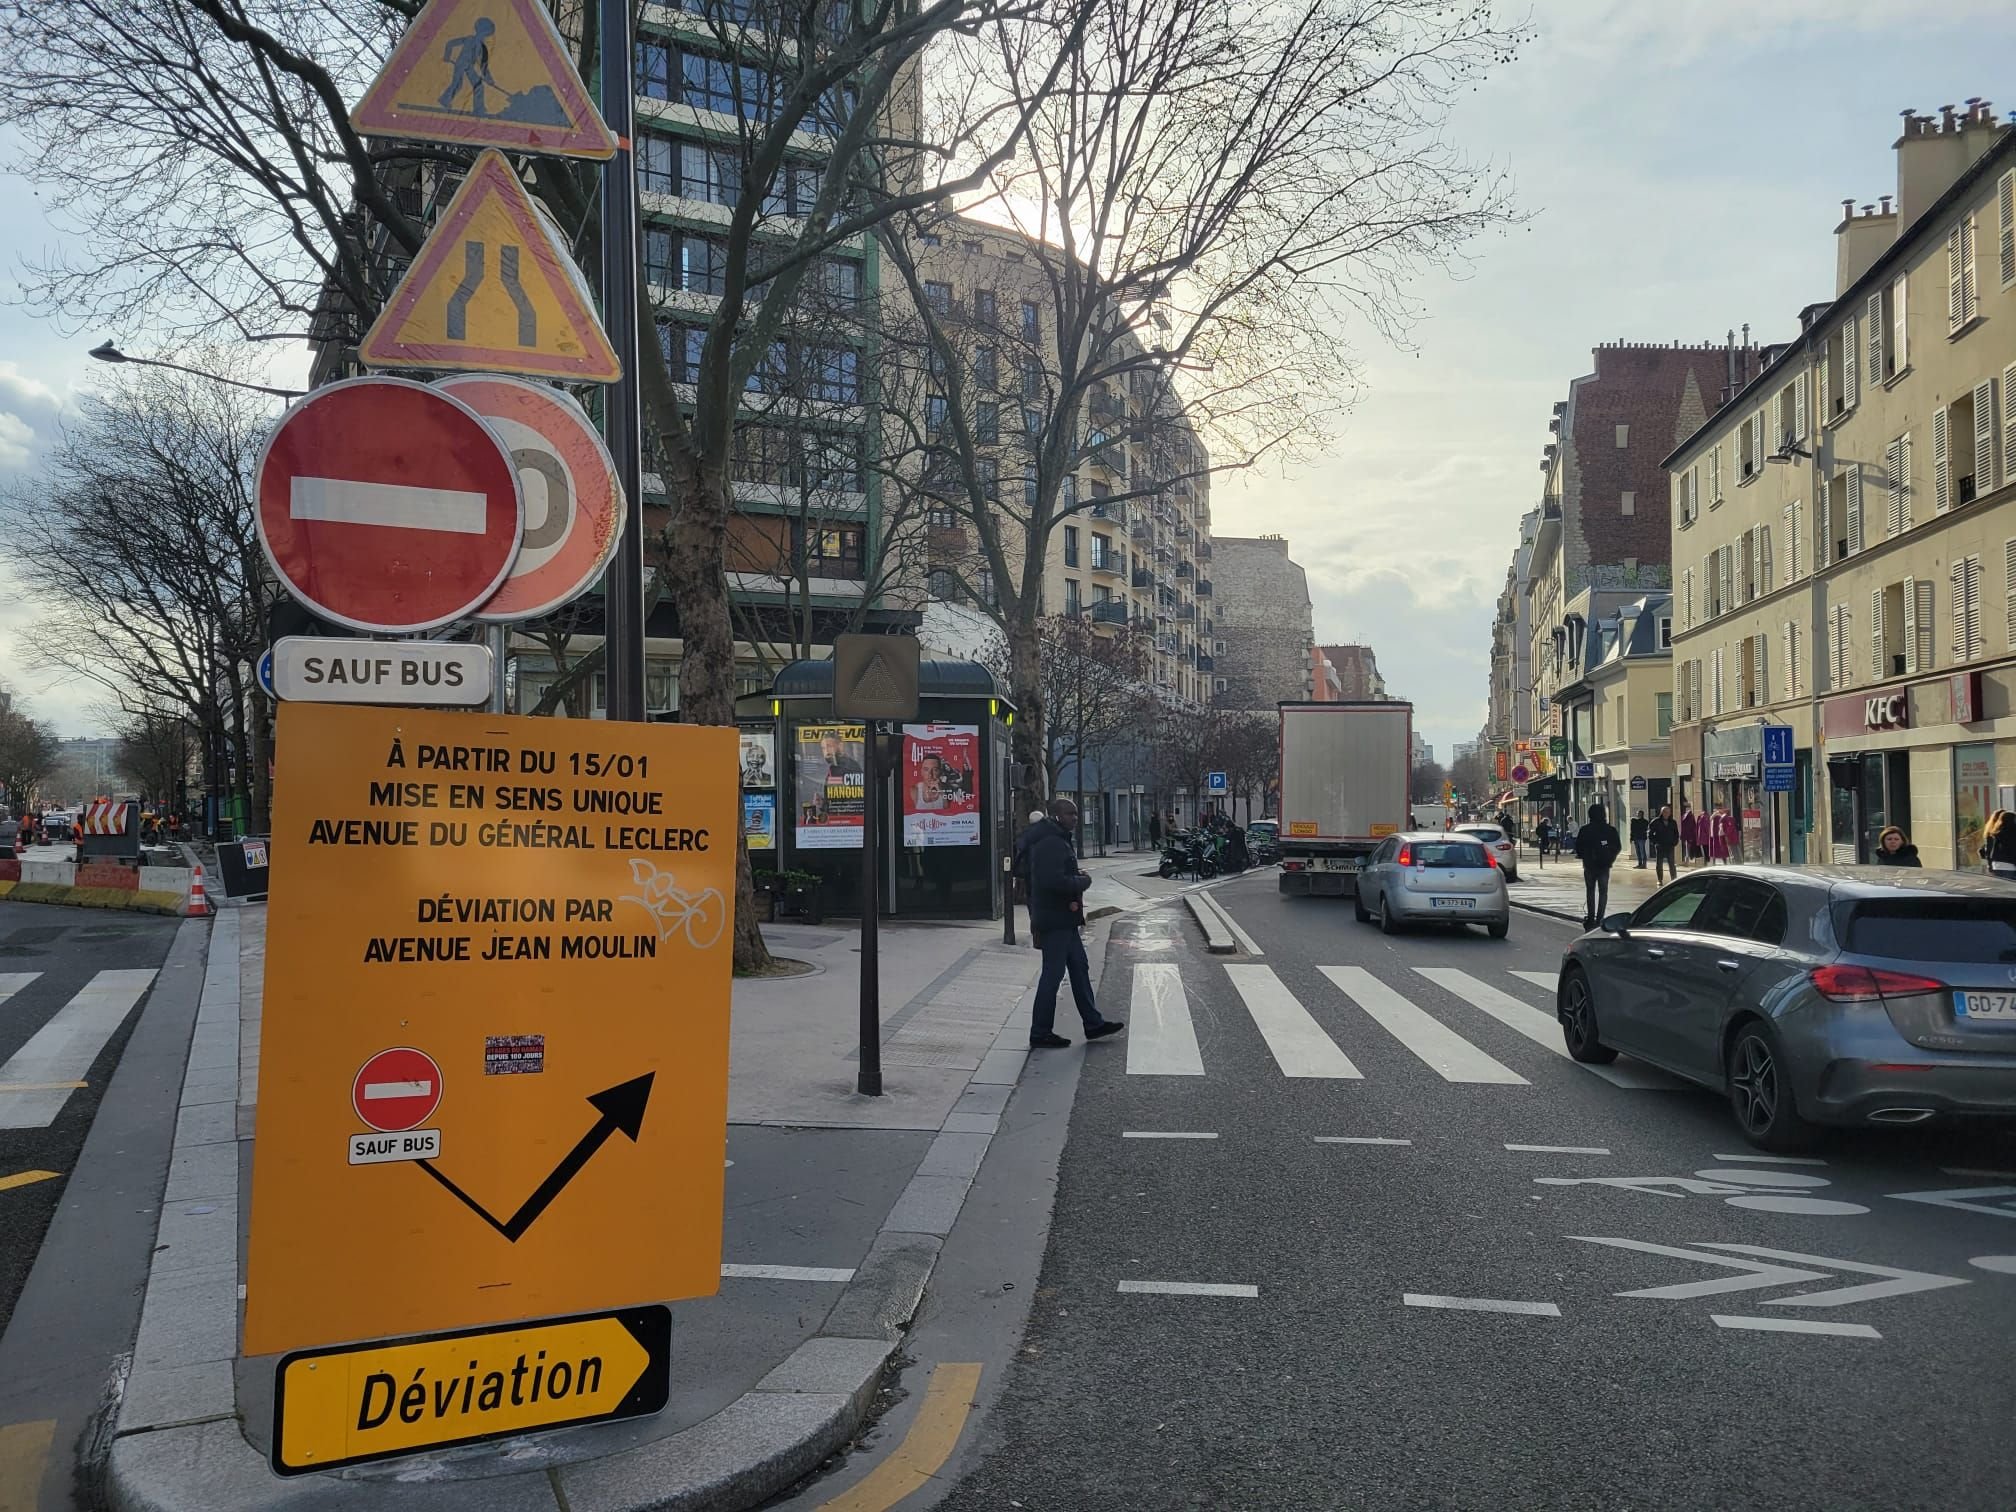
[[1276, 701, 1413, 897]]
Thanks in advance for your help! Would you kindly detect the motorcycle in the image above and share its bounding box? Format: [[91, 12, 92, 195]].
[[1157, 830, 1218, 880]]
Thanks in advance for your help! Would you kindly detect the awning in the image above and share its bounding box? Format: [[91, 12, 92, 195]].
[[1523, 776, 1567, 802]]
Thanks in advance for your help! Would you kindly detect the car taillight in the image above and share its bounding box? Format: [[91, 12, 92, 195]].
[[1282, 860, 1304, 871], [1396, 845, 1413, 866], [1485, 851, 1498, 868], [1809, 965, 1946, 1002]]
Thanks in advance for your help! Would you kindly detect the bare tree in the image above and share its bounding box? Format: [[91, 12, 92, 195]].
[[879, 0, 1524, 816], [0, 703, 62, 815], [1208, 709, 1275, 825], [115, 704, 203, 807]]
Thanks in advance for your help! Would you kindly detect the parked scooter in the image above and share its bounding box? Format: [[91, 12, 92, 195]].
[[1157, 830, 1219, 880]]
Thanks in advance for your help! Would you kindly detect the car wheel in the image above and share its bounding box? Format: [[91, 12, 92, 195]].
[[1487, 919, 1509, 940], [1726, 1022, 1816, 1152], [1353, 888, 1370, 923], [1559, 967, 1618, 1064], [1378, 891, 1401, 935], [1158, 859, 1175, 878]]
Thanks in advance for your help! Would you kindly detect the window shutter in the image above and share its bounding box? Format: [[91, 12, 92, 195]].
[[1934, 405, 1951, 512], [1843, 314, 1859, 408], [1950, 224, 1967, 330], [1871, 589, 1885, 679], [1963, 216, 1979, 323], [1782, 622, 1794, 700], [1795, 371, 1808, 440], [1791, 501, 1803, 580], [1682, 567, 1693, 628], [1782, 505, 1795, 583], [2002, 170, 2016, 288], [1893, 274, 1909, 373], [1901, 433, 1912, 529], [1712, 647, 1724, 714], [1903, 577, 1919, 673], [1760, 523, 1773, 593], [1866, 291, 1884, 385], [1827, 608, 1840, 689], [1719, 546, 1732, 616], [1819, 343, 1830, 421], [1691, 660, 1702, 722], [1885, 439, 1905, 536], [1753, 634, 1767, 705], [1967, 555, 1984, 661], [1954, 561, 1968, 663], [1845, 466, 1863, 554], [2006, 540, 2016, 649], [1754, 409, 1766, 465], [2004, 364, 2016, 491], [1734, 643, 1746, 711], [1792, 621, 1803, 696], [1975, 380, 1997, 496], [1917, 578, 1935, 673]]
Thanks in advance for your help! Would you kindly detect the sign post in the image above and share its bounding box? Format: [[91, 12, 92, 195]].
[[598, 0, 647, 722], [833, 636, 921, 1098]]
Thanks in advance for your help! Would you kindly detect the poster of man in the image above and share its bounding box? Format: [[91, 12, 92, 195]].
[[743, 791, 776, 851], [740, 728, 776, 790], [795, 724, 865, 848], [902, 724, 980, 847]]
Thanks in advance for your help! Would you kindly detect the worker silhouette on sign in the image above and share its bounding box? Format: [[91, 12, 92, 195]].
[[438, 18, 502, 116]]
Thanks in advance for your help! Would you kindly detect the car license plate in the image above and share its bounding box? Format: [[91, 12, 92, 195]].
[[1955, 991, 2016, 1021], [1429, 897, 1475, 910]]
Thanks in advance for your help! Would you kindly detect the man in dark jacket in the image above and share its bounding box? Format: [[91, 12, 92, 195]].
[[1572, 802, 1623, 930], [1024, 799, 1125, 1048], [1629, 810, 1649, 868], [1648, 805, 1680, 883]]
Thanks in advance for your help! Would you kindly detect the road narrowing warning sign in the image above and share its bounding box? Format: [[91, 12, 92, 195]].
[[272, 1306, 669, 1474], [245, 704, 736, 1357]]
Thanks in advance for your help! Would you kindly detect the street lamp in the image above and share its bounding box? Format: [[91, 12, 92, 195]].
[[88, 342, 303, 400]]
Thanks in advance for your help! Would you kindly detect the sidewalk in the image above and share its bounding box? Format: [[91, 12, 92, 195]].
[[1508, 855, 1693, 923], [104, 906, 1112, 1512]]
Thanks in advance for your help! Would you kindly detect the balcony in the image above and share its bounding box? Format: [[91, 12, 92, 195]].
[[1196, 577, 1212, 596], [1196, 654, 1214, 671], [1089, 599, 1129, 626], [1196, 541, 1212, 560], [1091, 553, 1122, 577], [1176, 604, 1196, 621], [1130, 518, 1151, 542], [1131, 567, 1153, 588], [1175, 560, 1193, 579], [1155, 543, 1176, 562]]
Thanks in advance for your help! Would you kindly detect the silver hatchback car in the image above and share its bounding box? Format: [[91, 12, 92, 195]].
[[1354, 832, 1510, 939], [1559, 866, 2016, 1149]]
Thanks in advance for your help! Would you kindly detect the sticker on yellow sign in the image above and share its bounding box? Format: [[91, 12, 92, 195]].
[[272, 1306, 669, 1475], [1287, 820, 1319, 837], [351, 0, 615, 159], [360, 150, 620, 382], [244, 704, 736, 1357]]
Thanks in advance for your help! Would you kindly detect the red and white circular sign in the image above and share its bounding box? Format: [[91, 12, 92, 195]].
[[255, 376, 524, 633], [436, 375, 627, 623], [351, 1047, 444, 1133]]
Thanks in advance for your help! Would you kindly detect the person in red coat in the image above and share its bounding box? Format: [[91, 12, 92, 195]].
[[1679, 806, 1699, 865]]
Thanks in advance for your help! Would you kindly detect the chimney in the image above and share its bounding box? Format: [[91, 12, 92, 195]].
[[1895, 93, 2008, 228], [1835, 185, 1900, 297]]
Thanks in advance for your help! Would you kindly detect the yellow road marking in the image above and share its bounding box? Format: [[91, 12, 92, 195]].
[[0, 1419, 55, 1512], [818, 1362, 982, 1512], [0, 1171, 60, 1193], [0, 1083, 87, 1094]]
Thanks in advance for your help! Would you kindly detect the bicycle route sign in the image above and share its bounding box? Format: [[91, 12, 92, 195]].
[[246, 703, 737, 1358]]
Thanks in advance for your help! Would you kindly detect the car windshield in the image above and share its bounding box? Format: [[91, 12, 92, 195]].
[[1844, 898, 2016, 963], [1411, 842, 1488, 868]]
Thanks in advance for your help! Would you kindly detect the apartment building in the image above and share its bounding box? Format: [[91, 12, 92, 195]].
[[911, 219, 1215, 705], [1668, 102, 2016, 866], [1527, 340, 1759, 816], [1487, 507, 1540, 752], [1318, 644, 1388, 700], [1571, 593, 1674, 819], [1213, 536, 1316, 708]]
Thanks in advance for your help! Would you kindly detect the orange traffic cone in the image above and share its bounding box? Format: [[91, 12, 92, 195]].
[[187, 863, 212, 918]]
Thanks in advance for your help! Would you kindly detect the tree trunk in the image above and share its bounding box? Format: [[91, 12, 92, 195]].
[[663, 464, 773, 975], [1008, 612, 1046, 822], [248, 686, 273, 835]]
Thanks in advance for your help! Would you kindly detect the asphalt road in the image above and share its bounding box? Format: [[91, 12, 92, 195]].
[[932, 869, 2016, 1512], [0, 901, 181, 1334]]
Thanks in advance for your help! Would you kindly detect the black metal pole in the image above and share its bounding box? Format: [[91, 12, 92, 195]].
[[857, 723, 882, 1096], [598, 0, 645, 722]]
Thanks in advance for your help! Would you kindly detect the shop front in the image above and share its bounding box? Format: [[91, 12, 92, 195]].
[[1819, 670, 1999, 869]]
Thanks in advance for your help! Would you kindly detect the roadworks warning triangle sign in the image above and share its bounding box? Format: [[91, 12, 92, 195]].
[[361, 150, 621, 383], [353, 0, 615, 160]]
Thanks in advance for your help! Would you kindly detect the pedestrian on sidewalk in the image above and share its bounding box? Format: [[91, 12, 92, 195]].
[[1630, 810, 1648, 868], [1573, 802, 1622, 930], [1649, 805, 1680, 883], [1025, 798, 1125, 1049], [1535, 814, 1552, 863], [1875, 826, 1921, 867], [1982, 810, 2016, 879], [1679, 805, 1699, 865], [1149, 810, 1163, 846], [1707, 806, 1733, 864]]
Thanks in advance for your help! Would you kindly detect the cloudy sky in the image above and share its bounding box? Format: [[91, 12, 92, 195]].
[[2, 0, 2012, 750]]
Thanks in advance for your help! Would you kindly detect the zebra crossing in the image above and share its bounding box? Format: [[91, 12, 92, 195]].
[[0, 969, 156, 1130], [1125, 961, 1688, 1091]]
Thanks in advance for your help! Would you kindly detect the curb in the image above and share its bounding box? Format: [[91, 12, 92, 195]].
[[1182, 892, 1235, 953], [107, 919, 1088, 1512]]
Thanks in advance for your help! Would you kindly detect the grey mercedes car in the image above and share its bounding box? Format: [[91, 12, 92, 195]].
[[1558, 866, 2016, 1150]]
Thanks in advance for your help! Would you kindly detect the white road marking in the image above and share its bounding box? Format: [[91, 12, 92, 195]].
[[1699, 1244, 1968, 1308], [290, 476, 487, 533], [1968, 1255, 2016, 1274], [1319, 967, 1526, 1084], [1127, 963, 1204, 1076], [0, 970, 157, 1130], [1714, 1153, 1828, 1166], [1887, 1185, 2016, 1219], [719, 1264, 855, 1282], [1505, 1143, 1611, 1155], [1123, 1131, 1218, 1140], [1224, 965, 1360, 1079], [1573, 1235, 1967, 1306], [1198, 891, 1263, 956], [1942, 1167, 2016, 1180], [1403, 1294, 1561, 1317], [1415, 967, 1673, 1090], [1316, 1136, 1411, 1146], [1711, 1315, 1881, 1339], [1509, 970, 1558, 993], [0, 974, 41, 1007], [1118, 1280, 1258, 1298], [363, 1079, 432, 1100], [1573, 1235, 1831, 1299]]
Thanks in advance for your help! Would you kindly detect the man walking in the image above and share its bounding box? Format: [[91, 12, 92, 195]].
[[1573, 801, 1622, 930], [1629, 809, 1648, 868], [1648, 804, 1680, 883], [1024, 799, 1124, 1049]]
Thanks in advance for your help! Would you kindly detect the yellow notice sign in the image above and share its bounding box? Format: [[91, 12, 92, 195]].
[[245, 704, 736, 1357], [273, 1307, 669, 1474], [361, 150, 620, 382]]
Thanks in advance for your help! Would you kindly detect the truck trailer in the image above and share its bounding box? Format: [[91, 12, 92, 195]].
[[1275, 700, 1413, 898]]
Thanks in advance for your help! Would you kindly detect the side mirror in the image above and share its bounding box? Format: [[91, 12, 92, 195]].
[[1600, 912, 1633, 935]]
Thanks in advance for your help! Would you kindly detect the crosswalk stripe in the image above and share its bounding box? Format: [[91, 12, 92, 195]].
[[1509, 970, 1556, 993], [1224, 965, 1360, 1079], [0, 974, 41, 1009], [1493, 970, 1695, 1091], [0, 969, 156, 1130], [1319, 967, 1526, 1084], [1127, 963, 1204, 1076]]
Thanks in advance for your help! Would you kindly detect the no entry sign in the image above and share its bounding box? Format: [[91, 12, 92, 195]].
[[256, 377, 524, 633], [436, 375, 626, 622], [352, 1047, 444, 1132]]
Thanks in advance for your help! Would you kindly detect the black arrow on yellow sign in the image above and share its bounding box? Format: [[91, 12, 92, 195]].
[[416, 1073, 653, 1242]]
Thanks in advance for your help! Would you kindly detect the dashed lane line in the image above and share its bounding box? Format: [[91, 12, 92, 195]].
[[1118, 1280, 1259, 1298], [1122, 1131, 1219, 1140], [1715, 1153, 1828, 1166], [1403, 1294, 1561, 1317], [719, 1264, 855, 1282], [1505, 1144, 1611, 1155], [1315, 1136, 1411, 1146], [1711, 1315, 1881, 1339]]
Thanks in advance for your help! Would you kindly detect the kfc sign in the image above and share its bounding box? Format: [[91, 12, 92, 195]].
[[1863, 693, 1909, 730]]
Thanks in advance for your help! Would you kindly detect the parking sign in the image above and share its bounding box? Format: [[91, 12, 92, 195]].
[[1207, 771, 1228, 793]]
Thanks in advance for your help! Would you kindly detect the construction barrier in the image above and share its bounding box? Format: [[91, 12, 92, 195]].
[[0, 859, 203, 916]]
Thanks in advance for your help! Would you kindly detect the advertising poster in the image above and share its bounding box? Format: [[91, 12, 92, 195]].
[[743, 791, 776, 851], [1956, 744, 1996, 866], [901, 723, 981, 847], [795, 723, 865, 848], [739, 727, 775, 790]]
